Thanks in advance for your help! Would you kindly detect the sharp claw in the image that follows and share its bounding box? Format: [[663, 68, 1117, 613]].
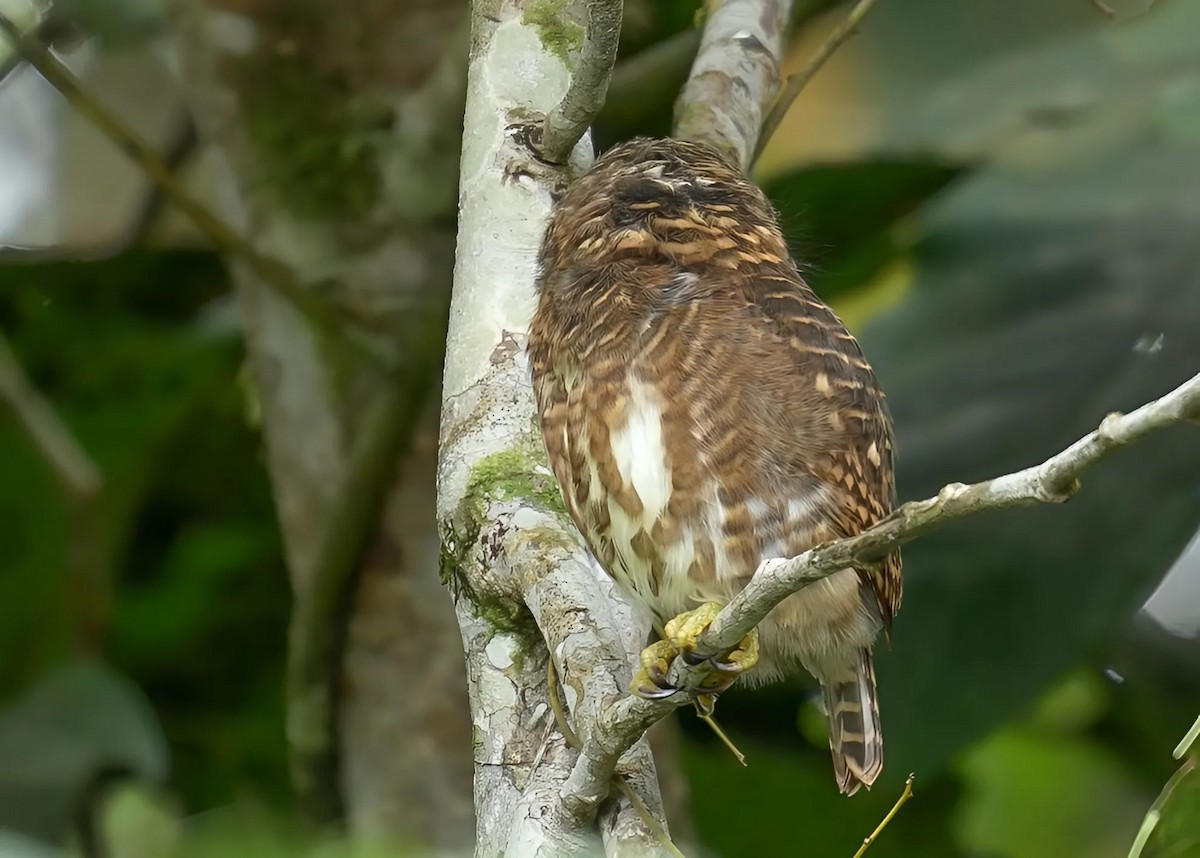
[[681, 649, 708, 666], [635, 684, 680, 701], [711, 658, 744, 674]]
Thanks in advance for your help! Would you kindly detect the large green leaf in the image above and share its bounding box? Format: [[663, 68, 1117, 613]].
[[862, 131, 1200, 783]]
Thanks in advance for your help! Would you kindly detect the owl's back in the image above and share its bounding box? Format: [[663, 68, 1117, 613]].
[[528, 137, 901, 670]]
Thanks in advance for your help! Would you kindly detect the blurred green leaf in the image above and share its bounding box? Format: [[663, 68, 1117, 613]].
[[863, 130, 1200, 781], [94, 781, 179, 858], [956, 726, 1147, 858], [866, 0, 1197, 161], [0, 661, 167, 844], [762, 160, 961, 298], [682, 733, 962, 858], [0, 250, 291, 810], [53, 0, 167, 48], [0, 830, 60, 858], [0, 251, 233, 689]]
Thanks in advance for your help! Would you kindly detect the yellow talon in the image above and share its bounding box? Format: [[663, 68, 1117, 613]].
[[631, 603, 759, 704]]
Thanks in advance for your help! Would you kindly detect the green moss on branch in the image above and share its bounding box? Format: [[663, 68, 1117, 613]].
[[522, 0, 584, 65]]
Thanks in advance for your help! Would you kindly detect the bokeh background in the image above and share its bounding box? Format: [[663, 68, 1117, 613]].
[[1, 0, 1198, 856]]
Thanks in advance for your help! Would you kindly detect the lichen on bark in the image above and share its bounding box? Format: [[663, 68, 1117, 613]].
[[522, 0, 585, 64]]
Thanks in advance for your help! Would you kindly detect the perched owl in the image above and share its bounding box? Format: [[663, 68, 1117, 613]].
[[527, 137, 902, 795]]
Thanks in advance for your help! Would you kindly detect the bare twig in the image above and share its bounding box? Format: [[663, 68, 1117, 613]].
[[852, 774, 915, 857], [673, 0, 793, 169], [0, 333, 100, 499], [561, 370, 1200, 811], [535, 0, 622, 163], [0, 13, 345, 343], [754, 0, 881, 164]]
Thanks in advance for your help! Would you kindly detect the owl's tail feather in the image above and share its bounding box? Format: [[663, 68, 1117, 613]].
[[822, 649, 883, 796]]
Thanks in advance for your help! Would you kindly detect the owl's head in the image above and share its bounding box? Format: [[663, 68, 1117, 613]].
[[538, 137, 788, 277]]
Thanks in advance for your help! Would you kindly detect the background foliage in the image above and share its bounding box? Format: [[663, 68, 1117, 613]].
[[1, 0, 1198, 856]]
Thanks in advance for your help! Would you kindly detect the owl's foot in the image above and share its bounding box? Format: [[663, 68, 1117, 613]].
[[630, 603, 759, 709]]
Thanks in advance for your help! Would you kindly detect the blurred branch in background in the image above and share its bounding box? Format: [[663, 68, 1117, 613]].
[[558, 370, 1200, 816], [0, 11, 349, 348], [0, 0, 48, 83], [171, 0, 473, 843], [0, 331, 110, 654], [0, 332, 98, 499], [535, 0, 623, 163], [285, 369, 433, 822]]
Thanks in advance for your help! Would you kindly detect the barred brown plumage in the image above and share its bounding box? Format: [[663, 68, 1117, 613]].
[[527, 136, 902, 795]]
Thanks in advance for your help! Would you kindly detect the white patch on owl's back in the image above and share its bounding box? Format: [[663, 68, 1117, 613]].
[[604, 380, 690, 614], [610, 379, 672, 518]]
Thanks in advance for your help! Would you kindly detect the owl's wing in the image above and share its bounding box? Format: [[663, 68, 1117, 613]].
[[747, 269, 904, 632]]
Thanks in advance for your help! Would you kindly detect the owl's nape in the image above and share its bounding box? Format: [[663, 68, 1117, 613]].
[[527, 136, 901, 795]]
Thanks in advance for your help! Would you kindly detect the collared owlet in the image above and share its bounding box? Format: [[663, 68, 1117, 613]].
[[527, 137, 902, 795]]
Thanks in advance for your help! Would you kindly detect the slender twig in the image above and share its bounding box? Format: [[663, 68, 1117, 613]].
[[562, 370, 1200, 811], [1173, 713, 1200, 759], [852, 774, 915, 858], [0, 13, 345, 342], [0, 332, 111, 650], [1128, 757, 1196, 858], [754, 0, 881, 164], [673, 0, 793, 169], [1089, 0, 1116, 19], [535, 0, 623, 163], [0, 333, 100, 499]]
